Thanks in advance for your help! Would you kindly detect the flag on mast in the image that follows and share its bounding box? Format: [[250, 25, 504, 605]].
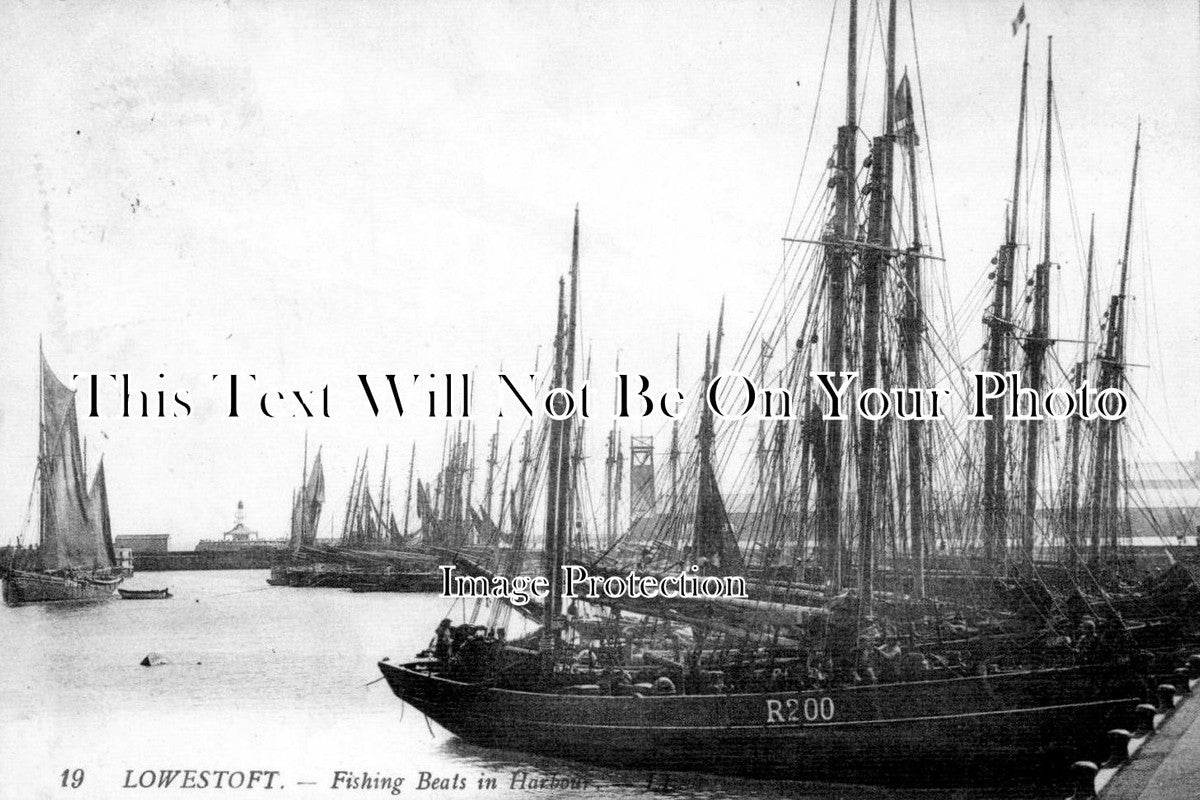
[[1011, 4, 1026, 35], [895, 71, 918, 146]]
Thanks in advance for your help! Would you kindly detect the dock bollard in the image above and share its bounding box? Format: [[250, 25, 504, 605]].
[[1172, 667, 1192, 695], [1156, 684, 1177, 712], [1133, 702, 1158, 733], [1187, 654, 1200, 679], [1103, 729, 1133, 767], [1068, 761, 1098, 800]]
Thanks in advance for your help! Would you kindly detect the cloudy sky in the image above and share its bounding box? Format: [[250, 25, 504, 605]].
[[0, 0, 1196, 548]]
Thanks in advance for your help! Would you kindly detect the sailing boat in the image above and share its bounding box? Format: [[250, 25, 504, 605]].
[[1, 349, 123, 606], [290, 445, 325, 553], [377, 208, 1147, 784], [268, 443, 329, 586], [378, 4, 1170, 786]]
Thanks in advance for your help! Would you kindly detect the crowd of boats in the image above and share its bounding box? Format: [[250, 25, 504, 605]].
[[5, 0, 1200, 790], [373, 1, 1200, 789]]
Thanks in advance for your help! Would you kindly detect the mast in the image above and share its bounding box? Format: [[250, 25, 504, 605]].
[[516, 426, 532, 533], [465, 420, 477, 517], [605, 353, 620, 546], [696, 333, 714, 556], [300, 431, 309, 544], [691, 305, 729, 567], [1019, 37, 1053, 559], [1088, 123, 1140, 558], [378, 445, 390, 543], [756, 339, 772, 495], [342, 454, 361, 542], [497, 443, 513, 540], [713, 298, 726, 374], [817, 0, 858, 592], [38, 337, 46, 552], [542, 278, 567, 637], [982, 23, 1030, 566], [542, 208, 580, 642], [669, 335, 680, 543], [403, 442, 415, 536], [855, 0, 897, 617], [1064, 215, 1095, 569], [897, 68, 926, 597], [483, 420, 499, 519]]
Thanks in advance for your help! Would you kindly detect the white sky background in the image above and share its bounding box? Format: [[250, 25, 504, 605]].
[[0, 0, 1196, 548]]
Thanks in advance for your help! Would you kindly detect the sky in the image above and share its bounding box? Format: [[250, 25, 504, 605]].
[[0, 0, 1196, 548]]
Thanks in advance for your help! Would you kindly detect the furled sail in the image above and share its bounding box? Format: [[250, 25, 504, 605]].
[[290, 450, 325, 550], [40, 355, 111, 571]]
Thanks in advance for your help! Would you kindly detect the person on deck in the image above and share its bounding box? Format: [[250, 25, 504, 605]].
[[432, 619, 453, 662], [875, 635, 903, 683], [1074, 618, 1100, 662]]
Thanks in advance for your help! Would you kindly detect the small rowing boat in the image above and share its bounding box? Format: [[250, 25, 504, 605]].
[[118, 587, 172, 600]]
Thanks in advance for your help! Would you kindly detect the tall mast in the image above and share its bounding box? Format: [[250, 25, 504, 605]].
[[897, 68, 926, 597], [543, 208, 580, 642], [1064, 214, 1094, 569], [1019, 37, 1054, 558], [756, 339, 772, 492], [301, 431, 310, 543], [516, 426, 532, 534], [483, 419, 499, 519], [342, 454, 361, 542], [464, 422, 476, 519], [669, 335, 680, 534], [982, 24, 1030, 565], [38, 337, 47, 549], [697, 299, 725, 493], [497, 443, 513, 536], [378, 445, 390, 542], [1081, 215, 1096, 383], [713, 298, 726, 375], [605, 353, 620, 546], [1088, 124, 1140, 560], [697, 335, 714, 499], [817, 0, 858, 592], [1114, 123, 1140, 364], [855, 0, 897, 617], [403, 442, 415, 536], [542, 277, 567, 637]]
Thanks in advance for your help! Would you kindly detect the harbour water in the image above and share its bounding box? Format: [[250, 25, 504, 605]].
[[1, 571, 1047, 800]]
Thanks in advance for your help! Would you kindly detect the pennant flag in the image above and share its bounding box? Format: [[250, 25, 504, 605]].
[[1011, 3, 1026, 35], [895, 72, 918, 145]]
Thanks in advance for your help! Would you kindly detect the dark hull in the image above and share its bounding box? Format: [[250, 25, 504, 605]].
[[268, 564, 441, 592], [350, 573, 442, 593], [379, 660, 1144, 786], [118, 588, 171, 600], [2, 570, 121, 606], [267, 564, 363, 588]]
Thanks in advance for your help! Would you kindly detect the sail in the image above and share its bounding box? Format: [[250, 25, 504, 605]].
[[40, 355, 109, 571], [290, 451, 326, 550], [86, 461, 117, 569], [289, 491, 303, 551], [692, 458, 744, 574]]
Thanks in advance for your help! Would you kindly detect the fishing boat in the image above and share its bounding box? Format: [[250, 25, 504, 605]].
[[2, 348, 123, 606], [379, 203, 1150, 784], [267, 440, 327, 586], [379, 659, 1143, 786], [118, 587, 172, 600], [379, 1, 1191, 787]]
